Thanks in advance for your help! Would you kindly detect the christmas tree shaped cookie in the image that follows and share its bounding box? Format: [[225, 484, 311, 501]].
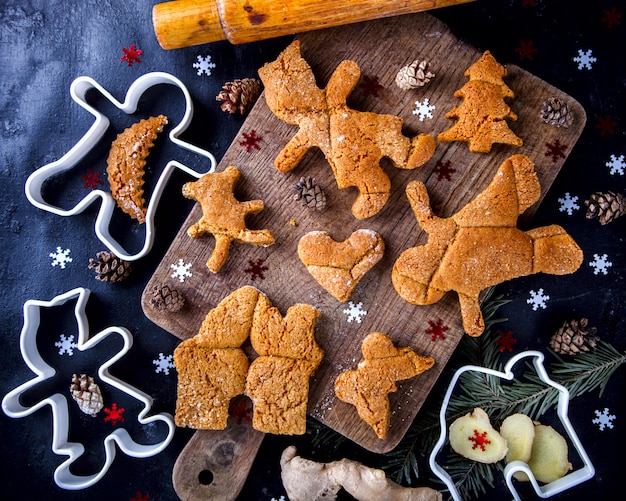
[[182, 166, 275, 272], [259, 40, 436, 219], [392, 154, 583, 336], [438, 51, 523, 153]]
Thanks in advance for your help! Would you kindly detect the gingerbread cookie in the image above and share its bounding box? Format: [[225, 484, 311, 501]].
[[437, 51, 523, 153], [298, 229, 385, 302], [107, 115, 168, 223], [259, 40, 436, 219], [173, 287, 257, 429], [246, 292, 323, 435], [392, 154, 583, 336], [335, 332, 434, 439], [173, 337, 249, 430], [182, 166, 275, 273]]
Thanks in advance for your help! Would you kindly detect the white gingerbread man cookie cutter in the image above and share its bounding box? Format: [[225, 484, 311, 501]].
[[429, 350, 595, 500], [25, 72, 216, 261], [1, 287, 176, 490]]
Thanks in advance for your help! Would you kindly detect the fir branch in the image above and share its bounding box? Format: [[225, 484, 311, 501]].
[[444, 455, 503, 499], [550, 341, 626, 398]]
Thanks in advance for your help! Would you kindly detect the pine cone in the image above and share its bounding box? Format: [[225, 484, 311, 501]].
[[150, 284, 185, 312], [540, 97, 574, 128], [395, 59, 435, 90], [584, 191, 626, 225], [293, 177, 327, 210], [549, 318, 599, 355], [88, 251, 132, 283], [216, 78, 262, 115], [70, 374, 104, 417]]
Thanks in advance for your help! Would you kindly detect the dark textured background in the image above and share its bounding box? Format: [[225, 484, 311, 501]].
[[1, 0, 624, 499]]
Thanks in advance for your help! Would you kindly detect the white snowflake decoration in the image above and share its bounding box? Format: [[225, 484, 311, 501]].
[[592, 407, 616, 431], [271, 497, 286, 501], [526, 288, 549, 310], [193, 55, 216, 76], [49, 247, 73, 269], [412, 98, 435, 121], [589, 253, 612, 275], [170, 259, 193, 282], [558, 192, 580, 215], [606, 154, 625, 176], [54, 334, 78, 356], [573, 49, 597, 70], [343, 301, 367, 323], [153, 353, 175, 375]]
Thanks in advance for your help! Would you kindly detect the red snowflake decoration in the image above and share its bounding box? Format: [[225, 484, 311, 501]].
[[130, 492, 150, 501], [244, 258, 268, 281], [358, 75, 384, 98], [595, 114, 617, 136], [601, 6, 622, 28], [516, 40, 538, 61], [120, 44, 142, 66], [522, 0, 537, 7], [229, 397, 252, 425], [468, 429, 492, 451], [433, 159, 456, 181], [81, 168, 103, 190], [103, 403, 126, 425], [426, 319, 448, 341], [495, 330, 517, 353], [239, 130, 262, 152], [545, 139, 567, 163]]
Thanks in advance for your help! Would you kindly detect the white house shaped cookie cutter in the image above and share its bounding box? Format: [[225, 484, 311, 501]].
[[25, 72, 216, 261], [429, 350, 595, 500], [2, 287, 176, 490]]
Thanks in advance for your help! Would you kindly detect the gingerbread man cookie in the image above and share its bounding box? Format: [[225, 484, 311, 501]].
[[182, 166, 275, 272], [392, 154, 583, 336], [259, 40, 436, 219]]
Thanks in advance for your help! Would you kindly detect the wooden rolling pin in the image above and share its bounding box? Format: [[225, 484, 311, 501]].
[[152, 0, 475, 49]]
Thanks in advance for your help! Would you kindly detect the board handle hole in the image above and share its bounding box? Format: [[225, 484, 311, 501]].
[[198, 469, 214, 486]]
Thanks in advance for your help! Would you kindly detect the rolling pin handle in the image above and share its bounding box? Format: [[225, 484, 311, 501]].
[[153, 0, 227, 50]]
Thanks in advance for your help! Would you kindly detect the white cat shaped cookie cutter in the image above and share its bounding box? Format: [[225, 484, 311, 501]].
[[2, 287, 176, 489]]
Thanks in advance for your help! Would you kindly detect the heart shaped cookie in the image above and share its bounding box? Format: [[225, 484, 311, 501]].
[[298, 229, 385, 302]]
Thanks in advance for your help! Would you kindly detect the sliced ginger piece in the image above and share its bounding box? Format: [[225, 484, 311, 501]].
[[500, 413, 535, 465], [449, 408, 508, 463], [519, 424, 572, 483]]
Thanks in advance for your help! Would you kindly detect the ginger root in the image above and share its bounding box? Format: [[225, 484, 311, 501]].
[[280, 446, 442, 501]]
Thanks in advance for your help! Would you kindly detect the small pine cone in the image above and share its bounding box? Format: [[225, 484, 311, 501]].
[[150, 284, 185, 312], [584, 191, 626, 225], [395, 59, 435, 90], [293, 177, 326, 210], [70, 374, 104, 417], [540, 97, 574, 128], [216, 78, 262, 115], [549, 318, 599, 355], [88, 251, 132, 283]]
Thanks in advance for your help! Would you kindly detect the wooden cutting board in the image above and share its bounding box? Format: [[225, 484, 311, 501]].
[[142, 11, 585, 499]]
